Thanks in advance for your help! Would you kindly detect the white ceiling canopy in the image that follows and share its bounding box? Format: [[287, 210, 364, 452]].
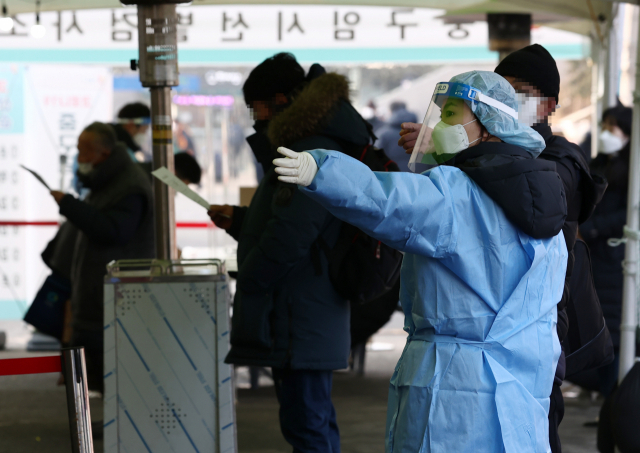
[[438, 0, 612, 37]]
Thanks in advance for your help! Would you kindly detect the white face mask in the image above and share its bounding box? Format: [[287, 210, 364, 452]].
[[431, 119, 480, 155], [516, 93, 543, 127], [77, 162, 94, 175], [598, 130, 628, 155], [133, 132, 148, 150]]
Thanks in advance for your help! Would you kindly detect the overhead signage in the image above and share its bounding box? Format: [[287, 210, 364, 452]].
[[0, 5, 587, 64]]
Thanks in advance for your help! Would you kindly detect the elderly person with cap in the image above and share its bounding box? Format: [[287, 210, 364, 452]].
[[273, 70, 568, 452], [50, 122, 154, 392], [71, 102, 151, 194]]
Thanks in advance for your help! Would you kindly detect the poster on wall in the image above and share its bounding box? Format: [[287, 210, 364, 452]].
[[0, 64, 112, 319]]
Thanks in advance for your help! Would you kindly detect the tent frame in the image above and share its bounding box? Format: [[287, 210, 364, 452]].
[[618, 1, 640, 383]]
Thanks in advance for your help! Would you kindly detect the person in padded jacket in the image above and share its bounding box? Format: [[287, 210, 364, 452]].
[[208, 53, 372, 452], [274, 71, 568, 453], [49, 122, 154, 392]]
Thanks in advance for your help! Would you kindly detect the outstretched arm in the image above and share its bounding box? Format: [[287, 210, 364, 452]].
[[274, 147, 458, 258]]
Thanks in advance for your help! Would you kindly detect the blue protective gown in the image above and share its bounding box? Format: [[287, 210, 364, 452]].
[[300, 150, 568, 453]]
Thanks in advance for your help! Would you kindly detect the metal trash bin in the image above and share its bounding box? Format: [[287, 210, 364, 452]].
[[103, 259, 236, 453]]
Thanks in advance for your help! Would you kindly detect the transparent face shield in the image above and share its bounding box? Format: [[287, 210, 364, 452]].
[[408, 82, 518, 172], [408, 82, 475, 171]]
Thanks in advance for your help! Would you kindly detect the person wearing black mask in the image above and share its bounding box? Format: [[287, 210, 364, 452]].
[[580, 104, 633, 397], [398, 44, 606, 453], [207, 53, 372, 452]]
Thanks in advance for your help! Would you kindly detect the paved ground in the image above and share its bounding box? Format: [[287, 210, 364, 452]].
[[0, 317, 602, 452]]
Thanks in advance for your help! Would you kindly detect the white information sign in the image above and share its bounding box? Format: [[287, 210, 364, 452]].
[[0, 64, 112, 319]]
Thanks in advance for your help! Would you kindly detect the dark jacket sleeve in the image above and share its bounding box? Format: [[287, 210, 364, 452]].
[[554, 156, 581, 248], [580, 209, 627, 242], [554, 158, 579, 211], [581, 155, 628, 242], [235, 183, 329, 294], [59, 193, 145, 246], [227, 206, 248, 242], [580, 177, 627, 242]]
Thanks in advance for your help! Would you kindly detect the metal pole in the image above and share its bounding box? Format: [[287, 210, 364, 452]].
[[135, 3, 180, 260], [604, 3, 622, 109], [591, 34, 604, 158], [150, 86, 177, 259], [619, 3, 638, 107], [486, 13, 531, 62], [61, 347, 93, 453], [618, 17, 640, 384], [59, 154, 67, 191]]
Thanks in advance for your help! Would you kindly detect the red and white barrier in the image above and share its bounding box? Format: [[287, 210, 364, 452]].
[[0, 348, 94, 453]]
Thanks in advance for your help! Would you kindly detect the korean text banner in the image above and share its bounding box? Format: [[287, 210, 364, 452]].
[[0, 6, 587, 64]]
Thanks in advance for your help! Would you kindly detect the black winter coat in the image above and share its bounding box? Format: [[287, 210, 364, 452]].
[[535, 124, 607, 381], [581, 145, 630, 348], [225, 71, 371, 369], [61, 144, 154, 333]]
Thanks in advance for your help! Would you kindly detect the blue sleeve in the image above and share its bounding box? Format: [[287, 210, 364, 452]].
[[301, 149, 458, 258]]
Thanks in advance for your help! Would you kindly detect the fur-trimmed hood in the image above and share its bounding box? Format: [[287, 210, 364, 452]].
[[268, 72, 369, 148]]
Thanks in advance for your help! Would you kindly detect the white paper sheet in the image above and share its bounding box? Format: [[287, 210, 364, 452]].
[[20, 165, 51, 190], [152, 166, 210, 210]]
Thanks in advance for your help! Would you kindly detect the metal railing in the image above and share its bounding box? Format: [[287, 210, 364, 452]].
[[0, 347, 94, 452]]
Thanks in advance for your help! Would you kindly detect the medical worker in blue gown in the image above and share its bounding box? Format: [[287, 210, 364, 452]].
[[272, 71, 569, 453]]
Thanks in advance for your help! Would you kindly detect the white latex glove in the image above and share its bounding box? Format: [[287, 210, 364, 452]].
[[273, 147, 318, 186]]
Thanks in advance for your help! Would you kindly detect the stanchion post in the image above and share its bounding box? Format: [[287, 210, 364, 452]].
[[618, 16, 640, 385], [61, 347, 94, 453], [128, 1, 189, 260], [121, 0, 192, 259]]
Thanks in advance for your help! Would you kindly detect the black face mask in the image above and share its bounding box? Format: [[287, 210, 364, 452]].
[[253, 119, 270, 133], [247, 122, 274, 172]]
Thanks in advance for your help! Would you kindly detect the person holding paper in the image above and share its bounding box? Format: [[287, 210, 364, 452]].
[[208, 53, 372, 452], [49, 122, 154, 392]]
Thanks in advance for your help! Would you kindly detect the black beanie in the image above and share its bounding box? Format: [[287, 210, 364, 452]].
[[494, 44, 560, 102], [603, 103, 633, 137], [243, 52, 305, 105]]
